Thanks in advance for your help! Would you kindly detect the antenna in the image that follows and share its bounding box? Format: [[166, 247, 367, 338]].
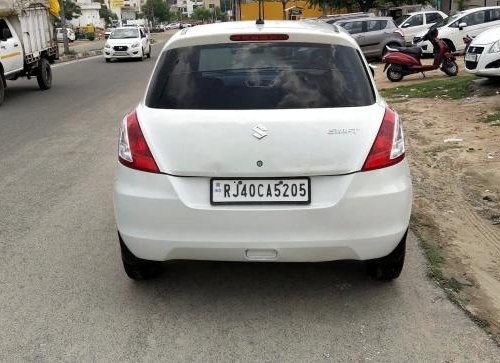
[[256, 0, 264, 25]]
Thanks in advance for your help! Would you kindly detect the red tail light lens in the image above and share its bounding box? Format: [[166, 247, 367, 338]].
[[230, 34, 289, 41], [362, 108, 405, 171], [118, 110, 160, 173]]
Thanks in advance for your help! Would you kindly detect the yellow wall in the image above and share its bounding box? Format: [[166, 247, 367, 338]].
[[239, 1, 325, 21]]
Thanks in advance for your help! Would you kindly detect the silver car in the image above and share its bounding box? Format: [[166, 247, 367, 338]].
[[336, 17, 405, 59]]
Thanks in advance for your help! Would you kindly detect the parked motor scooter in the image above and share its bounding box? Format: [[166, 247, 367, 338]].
[[382, 25, 458, 82]]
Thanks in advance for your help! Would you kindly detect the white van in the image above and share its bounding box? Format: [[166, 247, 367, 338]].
[[413, 6, 500, 54], [397, 10, 448, 45]]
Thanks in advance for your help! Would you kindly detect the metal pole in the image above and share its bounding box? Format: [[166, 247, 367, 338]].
[[59, 0, 70, 54]]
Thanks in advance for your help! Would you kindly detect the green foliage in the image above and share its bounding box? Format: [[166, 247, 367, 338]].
[[99, 5, 118, 27], [380, 76, 477, 100], [142, 0, 174, 23], [192, 6, 212, 21], [62, 0, 81, 21]]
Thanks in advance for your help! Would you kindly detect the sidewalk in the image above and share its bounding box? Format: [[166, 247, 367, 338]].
[[56, 31, 175, 63]]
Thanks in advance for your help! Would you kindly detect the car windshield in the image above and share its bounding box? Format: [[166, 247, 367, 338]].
[[436, 13, 462, 27], [395, 15, 411, 26], [110, 29, 139, 39], [146, 42, 375, 110]]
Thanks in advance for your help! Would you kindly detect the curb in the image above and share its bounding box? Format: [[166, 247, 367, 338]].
[[56, 49, 103, 64]]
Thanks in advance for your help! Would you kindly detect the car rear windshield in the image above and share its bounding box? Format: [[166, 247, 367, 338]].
[[146, 42, 375, 110]]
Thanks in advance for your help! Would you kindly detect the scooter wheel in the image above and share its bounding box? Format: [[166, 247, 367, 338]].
[[387, 65, 404, 82], [442, 60, 458, 77]]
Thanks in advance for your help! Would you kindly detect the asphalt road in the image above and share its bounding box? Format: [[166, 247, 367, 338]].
[[0, 37, 499, 361]]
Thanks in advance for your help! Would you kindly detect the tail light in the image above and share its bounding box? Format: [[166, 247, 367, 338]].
[[362, 108, 405, 171], [394, 29, 404, 37], [118, 110, 160, 173]]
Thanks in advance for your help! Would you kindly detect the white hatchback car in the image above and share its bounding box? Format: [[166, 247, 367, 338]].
[[397, 10, 447, 45], [104, 27, 151, 62], [114, 21, 412, 281], [414, 6, 500, 54], [465, 26, 500, 78]]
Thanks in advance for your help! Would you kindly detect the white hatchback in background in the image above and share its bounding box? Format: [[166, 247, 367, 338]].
[[414, 6, 500, 54], [397, 10, 447, 45], [465, 26, 500, 78], [103, 27, 151, 62], [113, 21, 412, 281]]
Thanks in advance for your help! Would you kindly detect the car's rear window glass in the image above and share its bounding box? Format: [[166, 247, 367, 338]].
[[146, 42, 375, 110]]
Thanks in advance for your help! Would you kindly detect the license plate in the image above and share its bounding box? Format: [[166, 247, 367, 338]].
[[211, 178, 310, 205], [465, 53, 477, 62], [114, 51, 128, 56]]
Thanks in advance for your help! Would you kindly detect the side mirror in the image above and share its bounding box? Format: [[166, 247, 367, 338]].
[[402, 23, 410, 28], [459, 22, 467, 30]]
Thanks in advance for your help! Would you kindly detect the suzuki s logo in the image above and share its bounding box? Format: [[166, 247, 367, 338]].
[[252, 124, 268, 140]]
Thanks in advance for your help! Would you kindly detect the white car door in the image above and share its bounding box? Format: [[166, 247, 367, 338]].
[[400, 14, 426, 44], [460, 10, 489, 45], [0, 19, 23, 74]]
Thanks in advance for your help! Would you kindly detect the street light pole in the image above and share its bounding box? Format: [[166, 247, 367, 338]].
[[59, 0, 70, 54]]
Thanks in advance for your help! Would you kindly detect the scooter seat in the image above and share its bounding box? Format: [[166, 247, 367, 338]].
[[393, 46, 423, 56]]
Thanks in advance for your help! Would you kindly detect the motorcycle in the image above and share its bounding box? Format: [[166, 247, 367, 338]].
[[382, 25, 458, 82]]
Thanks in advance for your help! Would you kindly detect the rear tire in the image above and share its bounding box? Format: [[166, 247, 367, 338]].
[[36, 58, 52, 90], [366, 231, 407, 281], [119, 234, 163, 280], [146, 46, 151, 58], [386, 64, 404, 82], [442, 60, 458, 76]]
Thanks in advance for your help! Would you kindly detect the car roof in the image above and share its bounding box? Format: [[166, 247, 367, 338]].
[[338, 16, 393, 22], [407, 10, 444, 15], [167, 21, 356, 47], [458, 5, 500, 15]]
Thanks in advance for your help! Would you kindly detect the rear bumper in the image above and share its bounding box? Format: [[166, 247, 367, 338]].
[[114, 162, 412, 262]]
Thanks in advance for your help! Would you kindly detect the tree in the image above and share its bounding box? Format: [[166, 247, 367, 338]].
[[192, 6, 212, 21], [142, 0, 174, 24], [99, 5, 118, 27], [281, 0, 290, 20], [214, 7, 228, 21], [61, 0, 81, 21]]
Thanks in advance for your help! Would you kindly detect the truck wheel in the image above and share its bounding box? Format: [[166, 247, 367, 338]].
[[0, 74, 4, 106], [37, 58, 52, 90]]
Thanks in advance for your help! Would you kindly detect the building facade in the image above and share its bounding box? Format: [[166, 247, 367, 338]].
[[71, 0, 105, 28]]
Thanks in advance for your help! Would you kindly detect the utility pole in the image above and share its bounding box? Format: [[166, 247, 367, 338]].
[[59, 0, 70, 54]]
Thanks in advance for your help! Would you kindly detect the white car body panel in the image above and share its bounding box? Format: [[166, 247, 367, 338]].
[[465, 26, 500, 77], [414, 6, 500, 54], [138, 105, 384, 177], [114, 21, 412, 263]]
